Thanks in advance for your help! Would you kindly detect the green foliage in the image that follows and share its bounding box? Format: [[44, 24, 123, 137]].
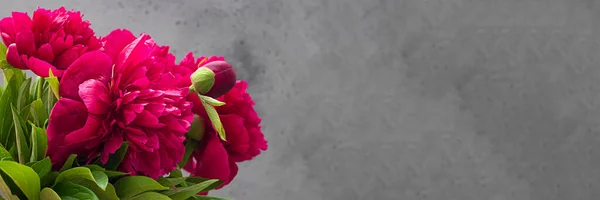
[[199, 95, 227, 141]]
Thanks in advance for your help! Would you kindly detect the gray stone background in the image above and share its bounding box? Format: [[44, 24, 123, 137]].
[[3, 0, 600, 199]]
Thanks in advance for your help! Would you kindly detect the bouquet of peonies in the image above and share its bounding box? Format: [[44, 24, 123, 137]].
[[0, 6, 267, 200]]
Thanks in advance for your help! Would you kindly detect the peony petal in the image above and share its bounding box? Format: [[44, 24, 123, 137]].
[[64, 114, 103, 143], [163, 115, 188, 133], [101, 133, 123, 163], [27, 57, 62, 77], [100, 29, 136, 63], [144, 103, 165, 116], [121, 91, 140, 104], [54, 45, 84, 70], [248, 127, 268, 151], [11, 12, 32, 33], [79, 79, 111, 115], [36, 43, 54, 62], [132, 151, 161, 179], [6, 43, 25, 69], [31, 8, 51, 33], [46, 98, 88, 141], [122, 109, 137, 125], [179, 52, 198, 71], [116, 34, 153, 73], [192, 133, 232, 184], [220, 115, 250, 156], [50, 29, 71, 55], [59, 51, 113, 100], [132, 110, 159, 127], [15, 30, 36, 55], [0, 18, 15, 45]]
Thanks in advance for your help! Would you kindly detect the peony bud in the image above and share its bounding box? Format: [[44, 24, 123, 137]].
[[190, 61, 236, 98]]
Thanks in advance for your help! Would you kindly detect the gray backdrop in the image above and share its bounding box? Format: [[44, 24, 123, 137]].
[[2, 0, 600, 200]]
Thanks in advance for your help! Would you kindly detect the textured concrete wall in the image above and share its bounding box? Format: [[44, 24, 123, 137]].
[[3, 0, 600, 199]]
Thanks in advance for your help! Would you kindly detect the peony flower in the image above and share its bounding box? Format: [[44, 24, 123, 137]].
[[184, 80, 267, 188], [0, 7, 100, 77], [46, 29, 194, 179]]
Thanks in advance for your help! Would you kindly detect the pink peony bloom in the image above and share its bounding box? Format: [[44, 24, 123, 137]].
[[184, 80, 267, 188], [46, 29, 194, 179], [0, 7, 100, 77]]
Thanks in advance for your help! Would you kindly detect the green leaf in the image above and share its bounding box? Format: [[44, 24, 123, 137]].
[[91, 171, 108, 190], [185, 178, 223, 192], [131, 192, 171, 200], [193, 196, 233, 200], [113, 176, 169, 198], [199, 95, 225, 107], [201, 98, 226, 141], [30, 157, 52, 179], [43, 85, 56, 116], [30, 100, 48, 127], [163, 179, 221, 200], [39, 187, 61, 200], [19, 104, 32, 124], [2, 68, 25, 89], [54, 167, 96, 187], [179, 141, 198, 168], [83, 165, 128, 178], [0, 174, 18, 200], [45, 70, 59, 99], [157, 177, 173, 188], [0, 72, 19, 147], [35, 78, 44, 100], [169, 168, 183, 178], [29, 125, 47, 162], [40, 171, 58, 188], [10, 105, 29, 164], [0, 60, 9, 70], [0, 146, 13, 161], [53, 181, 99, 200], [164, 177, 188, 187], [29, 77, 39, 100], [60, 154, 77, 172], [105, 142, 129, 170], [0, 43, 7, 60], [16, 78, 31, 110], [0, 161, 41, 200], [74, 181, 119, 200]]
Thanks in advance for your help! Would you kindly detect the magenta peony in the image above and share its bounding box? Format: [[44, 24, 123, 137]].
[[184, 80, 267, 188], [0, 7, 100, 77], [46, 29, 194, 179]]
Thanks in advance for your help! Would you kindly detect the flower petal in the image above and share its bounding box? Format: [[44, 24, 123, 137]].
[[132, 110, 159, 127], [0, 18, 15, 45], [15, 30, 36, 55], [54, 44, 85, 70], [46, 98, 88, 141], [192, 133, 232, 184], [100, 29, 136, 63], [60, 51, 113, 100], [64, 114, 103, 143], [220, 115, 250, 158], [6, 43, 25, 69], [79, 79, 111, 115], [36, 43, 54, 63], [116, 34, 153, 73], [27, 56, 62, 77]]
